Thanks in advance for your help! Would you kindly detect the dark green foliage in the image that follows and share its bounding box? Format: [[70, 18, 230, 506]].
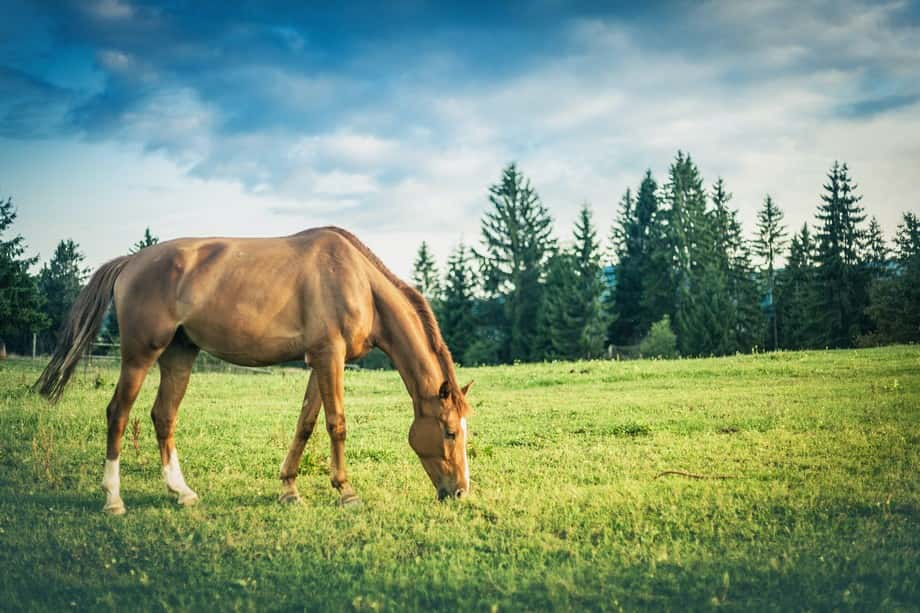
[[658, 152, 726, 356], [37, 240, 90, 348], [711, 179, 762, 353], [814, 161, 868, 347], [862, 216, 889, 279], [411, 241, 440, 303], [130, 227, 159, 254], [776, 224, 820, 349], [609, 171, 660, 345], [476, 163, 555, 362], [0, 196, 47, 351], [639, 315, 678, 358], [866, 212, 920, 344], [541, 252, 583, 359], [542, 206, 610, 359], [438, 243, 476, 364], [753, 194, 788, 350]]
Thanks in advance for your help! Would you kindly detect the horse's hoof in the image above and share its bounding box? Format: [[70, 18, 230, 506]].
[[278, 491, 303, 505], [177, 491, 199, 507], [338, 494, 361, 508], [103, 500, 126, 515]]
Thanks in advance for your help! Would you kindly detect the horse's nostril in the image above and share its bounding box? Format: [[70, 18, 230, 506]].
[[437, 488, 449, 501], [454, 489, 464, 499]]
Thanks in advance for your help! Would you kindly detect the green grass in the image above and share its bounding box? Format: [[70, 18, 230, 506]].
[[1, 346, 918, 611]]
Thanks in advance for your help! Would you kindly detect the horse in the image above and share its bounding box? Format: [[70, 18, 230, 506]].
[[35, 227, 472, 514]]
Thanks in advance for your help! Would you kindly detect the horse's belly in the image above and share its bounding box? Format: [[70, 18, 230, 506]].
[[179, 301, 307, 366]]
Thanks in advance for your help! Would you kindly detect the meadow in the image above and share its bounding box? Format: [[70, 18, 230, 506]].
[[0, 346, 918, 611]]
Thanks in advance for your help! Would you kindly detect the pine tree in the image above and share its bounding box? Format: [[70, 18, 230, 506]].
[[476, 163, 555, 362], [776, 224, 819, 349], [37, 239, 90, 348], [130, 227, 159, 254], [637, 172, 673, 342], [656, 151, 724, 356], [866, 212, 920, 344], [439, 243, 476, 364], [814, 161, 868, 347], [711, 178, 761, 352], [0, 196, 47, 353], [411, 241, 440, 303], [573, 206, 610, 358], [863, 216, 889, 278], [753, 194, 788, 350], [544, 206, 610, 359], [609, 185, 643, 345], [541, 251, 582, 359]]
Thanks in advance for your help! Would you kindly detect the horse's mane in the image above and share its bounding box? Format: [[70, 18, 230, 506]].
[[317, 226, 469, 416]]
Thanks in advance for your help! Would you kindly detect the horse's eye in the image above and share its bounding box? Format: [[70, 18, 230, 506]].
[[445, 430, 456, 441]]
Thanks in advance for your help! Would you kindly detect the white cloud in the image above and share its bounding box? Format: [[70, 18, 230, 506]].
[[15, 0, 920, 278], [88, 0, 134, 20]]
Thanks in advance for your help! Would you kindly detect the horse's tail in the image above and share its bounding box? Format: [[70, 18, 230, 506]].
[[34, 255, 133, 402]]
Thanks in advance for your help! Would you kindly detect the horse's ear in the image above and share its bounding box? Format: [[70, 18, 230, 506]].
[[438, 381, 451, 399], [461, 380, 474, 396]]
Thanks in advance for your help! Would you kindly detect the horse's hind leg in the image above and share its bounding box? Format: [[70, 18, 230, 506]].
[[151, 339, 200, 506], [102, 358, 157, 515], [279, 370, 322, 503]]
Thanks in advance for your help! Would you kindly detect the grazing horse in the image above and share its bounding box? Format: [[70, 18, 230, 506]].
[[35, 227, 472, 514]]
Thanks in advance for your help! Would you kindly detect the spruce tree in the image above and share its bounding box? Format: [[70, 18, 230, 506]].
[[541, 251, 582, 359], [863, 216, 889, 278], [711, 179, 761, 352], [542, 207, 610, 360], [609, 187, 641, 345], [574, 206, 610, 358], [814, 161, 868, 347], [411, 241, 440, 303], [753, 194, 788, 350], [439, 243, 476, 363], [130, 227, 159, 254], [37, 239, 90, 348], [866, 212, 920, 344], [776, 224, 819, 349], [0, 196, 47, 353], [477, 163, 555, 362], [657, 151, 724, 356]]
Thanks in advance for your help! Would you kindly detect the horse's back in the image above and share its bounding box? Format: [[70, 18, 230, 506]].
[[114, 230, 375, 365]]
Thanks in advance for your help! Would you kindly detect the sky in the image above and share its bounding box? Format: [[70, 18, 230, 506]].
[[1, 0, 919, 277]]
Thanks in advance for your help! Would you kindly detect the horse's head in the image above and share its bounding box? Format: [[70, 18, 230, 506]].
[[409, 379, 473, 500]]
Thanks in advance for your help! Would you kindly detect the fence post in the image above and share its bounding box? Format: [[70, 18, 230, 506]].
[[32, 333, 37, 360]]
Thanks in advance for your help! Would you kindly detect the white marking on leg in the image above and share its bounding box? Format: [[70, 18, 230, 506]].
[[163, 450, 199, 506], [102, 457, 125, 515], [460, 417, 470, 489]]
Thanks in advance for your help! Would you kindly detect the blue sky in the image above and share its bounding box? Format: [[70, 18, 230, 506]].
[[1, 0, 919, 276]]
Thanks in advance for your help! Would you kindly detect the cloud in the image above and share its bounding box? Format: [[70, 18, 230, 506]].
[[2, 0, 919, 275]]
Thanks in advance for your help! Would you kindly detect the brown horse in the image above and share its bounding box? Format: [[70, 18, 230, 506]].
[[35, 227, 472, 514]]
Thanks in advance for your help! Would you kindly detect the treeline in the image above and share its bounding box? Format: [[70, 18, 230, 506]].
[[411, 153, 919, 365], [0, 198, 157, 356], [2, 150, 918, 362]]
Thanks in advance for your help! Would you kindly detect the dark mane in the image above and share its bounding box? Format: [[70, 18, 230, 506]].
[[319, 226, 468, 415]]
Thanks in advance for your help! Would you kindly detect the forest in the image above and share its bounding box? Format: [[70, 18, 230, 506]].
[[2, 151, 918, 363]]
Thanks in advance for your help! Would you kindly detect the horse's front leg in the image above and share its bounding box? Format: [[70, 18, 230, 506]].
[[279, 371, 322, 503], [313, 341, 359, 506]]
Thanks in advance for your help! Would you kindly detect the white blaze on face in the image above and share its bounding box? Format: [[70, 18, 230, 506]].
[[460, 417, 470, 488]]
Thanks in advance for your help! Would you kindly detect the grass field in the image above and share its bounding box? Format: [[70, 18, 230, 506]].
[[1, 346, 918, 611]]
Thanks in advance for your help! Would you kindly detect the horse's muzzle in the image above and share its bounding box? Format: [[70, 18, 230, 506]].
[[438, 487, 466, 501]]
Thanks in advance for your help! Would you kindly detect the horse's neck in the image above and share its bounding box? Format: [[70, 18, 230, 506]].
[[373, 290, 442, 402]]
